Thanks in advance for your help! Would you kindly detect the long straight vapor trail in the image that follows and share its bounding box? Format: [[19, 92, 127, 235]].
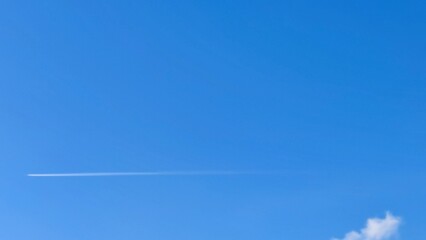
[[27, 171, 278, 177]]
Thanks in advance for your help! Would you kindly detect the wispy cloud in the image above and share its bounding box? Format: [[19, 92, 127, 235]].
[[27, 171, 280, 177], [333, 212, 401, 240]]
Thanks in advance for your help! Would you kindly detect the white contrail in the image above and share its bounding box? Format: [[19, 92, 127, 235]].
[[27, 171, 280, 177]]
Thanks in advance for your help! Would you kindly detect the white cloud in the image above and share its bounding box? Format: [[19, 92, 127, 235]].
[[333, 212, 401, 240]]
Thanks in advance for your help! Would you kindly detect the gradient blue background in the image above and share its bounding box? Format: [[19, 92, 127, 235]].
[[1, 0, 425, 239]]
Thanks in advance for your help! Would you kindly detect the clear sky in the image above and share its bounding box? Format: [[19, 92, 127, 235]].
[[1, 0, 425, 239]]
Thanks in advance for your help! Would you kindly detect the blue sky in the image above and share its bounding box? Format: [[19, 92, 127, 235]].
[[1, 0, 425, 239]]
